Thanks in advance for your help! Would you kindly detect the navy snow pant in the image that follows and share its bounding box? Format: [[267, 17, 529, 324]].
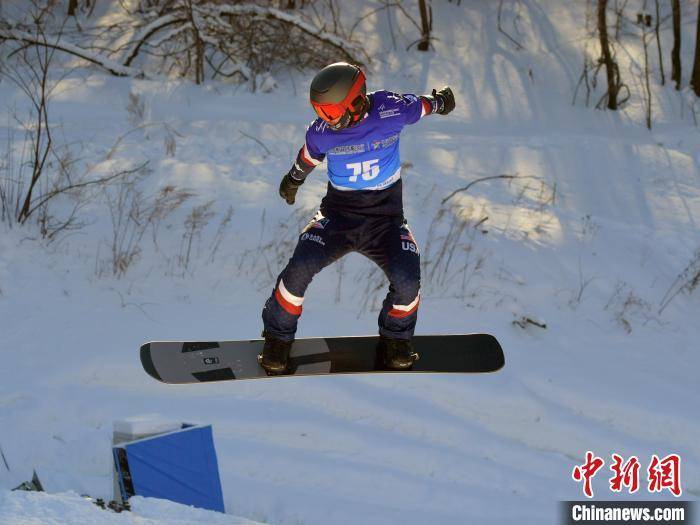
[[262, 210, 421, 342]]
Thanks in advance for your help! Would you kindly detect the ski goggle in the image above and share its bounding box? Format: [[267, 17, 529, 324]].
[[311, 69, 366, 130]]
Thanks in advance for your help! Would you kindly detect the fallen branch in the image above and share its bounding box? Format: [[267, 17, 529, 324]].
[[0, 26, 144, 77], [442, 174, 525, 205], [498, 0, 524, 50], [474, 215, 489, 230], [513, 316, 547, 329], [205, 3, 366, 64], [0, 444, 9, 471], [239, 130, 271, 156], [123, 12, 186, 67]]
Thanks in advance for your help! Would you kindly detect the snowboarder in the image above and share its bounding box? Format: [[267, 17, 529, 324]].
[[259, 62, 455, 374]]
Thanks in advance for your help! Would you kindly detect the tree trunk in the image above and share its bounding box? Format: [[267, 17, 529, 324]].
[[417, 0, 431, 51], [643, 32, 653, 129], [598, 0, 619, 109], [654, 0, 665, 85], [67, 0, 78, 16], [184, 0, 204, 84], [692, 0, 700, 96], [671, 0, 682, 90]]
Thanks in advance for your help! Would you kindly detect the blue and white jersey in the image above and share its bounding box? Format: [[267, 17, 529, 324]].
[[300, 90, 429, 191]]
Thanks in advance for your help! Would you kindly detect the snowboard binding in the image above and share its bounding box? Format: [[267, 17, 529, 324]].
[[377, 335, 419, 371], [258, 333, 293, 375]]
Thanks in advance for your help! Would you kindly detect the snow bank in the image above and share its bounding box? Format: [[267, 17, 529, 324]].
[[0, 491, 262, 525]]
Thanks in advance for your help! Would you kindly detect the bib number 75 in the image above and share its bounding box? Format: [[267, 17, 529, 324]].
[[347, 159, 380, 182]]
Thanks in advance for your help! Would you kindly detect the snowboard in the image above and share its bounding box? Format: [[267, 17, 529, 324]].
[[140, 334, 504, 384]]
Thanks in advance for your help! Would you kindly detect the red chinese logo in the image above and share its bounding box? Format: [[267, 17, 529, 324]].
[[573, 452, 682, 498], [648, 454, 682, 497], [572, 451, 605, 498], [609, 454, 640, 493]]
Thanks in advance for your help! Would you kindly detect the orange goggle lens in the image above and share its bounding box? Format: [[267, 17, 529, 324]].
[[312, 103, 345, 121], [311, 69, 366, 124]]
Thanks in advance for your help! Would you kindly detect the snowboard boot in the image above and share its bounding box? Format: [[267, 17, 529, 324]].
[[379, 335, 419, 370], [258, 333, 293, 375]]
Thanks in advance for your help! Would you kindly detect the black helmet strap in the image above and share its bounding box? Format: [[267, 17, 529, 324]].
[[330, 94, 369, 131]]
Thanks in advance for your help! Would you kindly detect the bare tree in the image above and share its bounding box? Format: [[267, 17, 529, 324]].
[[598, 0, 623, 109], [3, 27, 56, 224], [692, 0, 700, 96], [1, 2, 365, 85], [121, 2, 365, 83], [654, 0, 664, 85], [183, 0, 205, 85], [0, 15, 147, 237], [417, 0, 431, 51], [671, 0, 682, 90], [642, 28, 653, 129]]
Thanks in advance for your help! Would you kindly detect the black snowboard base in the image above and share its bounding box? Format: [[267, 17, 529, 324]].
[[141, 334, 504, 384]]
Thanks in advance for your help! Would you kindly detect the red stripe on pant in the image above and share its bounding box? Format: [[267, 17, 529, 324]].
[[388, 300, 419, 318], [275, 288, 302, 316]]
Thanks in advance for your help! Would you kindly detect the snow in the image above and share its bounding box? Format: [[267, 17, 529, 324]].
[[0, 1, 699, 524], [0, 491, 262, 525], [113, 416, 183, 437]]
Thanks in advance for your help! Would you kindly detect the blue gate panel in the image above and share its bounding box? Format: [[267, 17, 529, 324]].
[[114, 424, 224, 513]]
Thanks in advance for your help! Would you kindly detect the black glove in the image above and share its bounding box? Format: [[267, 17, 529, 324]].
[[279, 172, 304, 205], [432, 86, 455, 115]]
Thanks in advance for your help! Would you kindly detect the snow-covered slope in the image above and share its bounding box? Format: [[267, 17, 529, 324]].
[[0, 491, 263, 525], [1, 1, 698, 524]]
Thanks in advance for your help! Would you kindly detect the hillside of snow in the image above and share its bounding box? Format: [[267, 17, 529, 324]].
[[1, 1, 699, 524]]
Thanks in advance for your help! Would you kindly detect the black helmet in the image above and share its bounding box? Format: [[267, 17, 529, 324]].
[[310, 62, 368, 131]]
